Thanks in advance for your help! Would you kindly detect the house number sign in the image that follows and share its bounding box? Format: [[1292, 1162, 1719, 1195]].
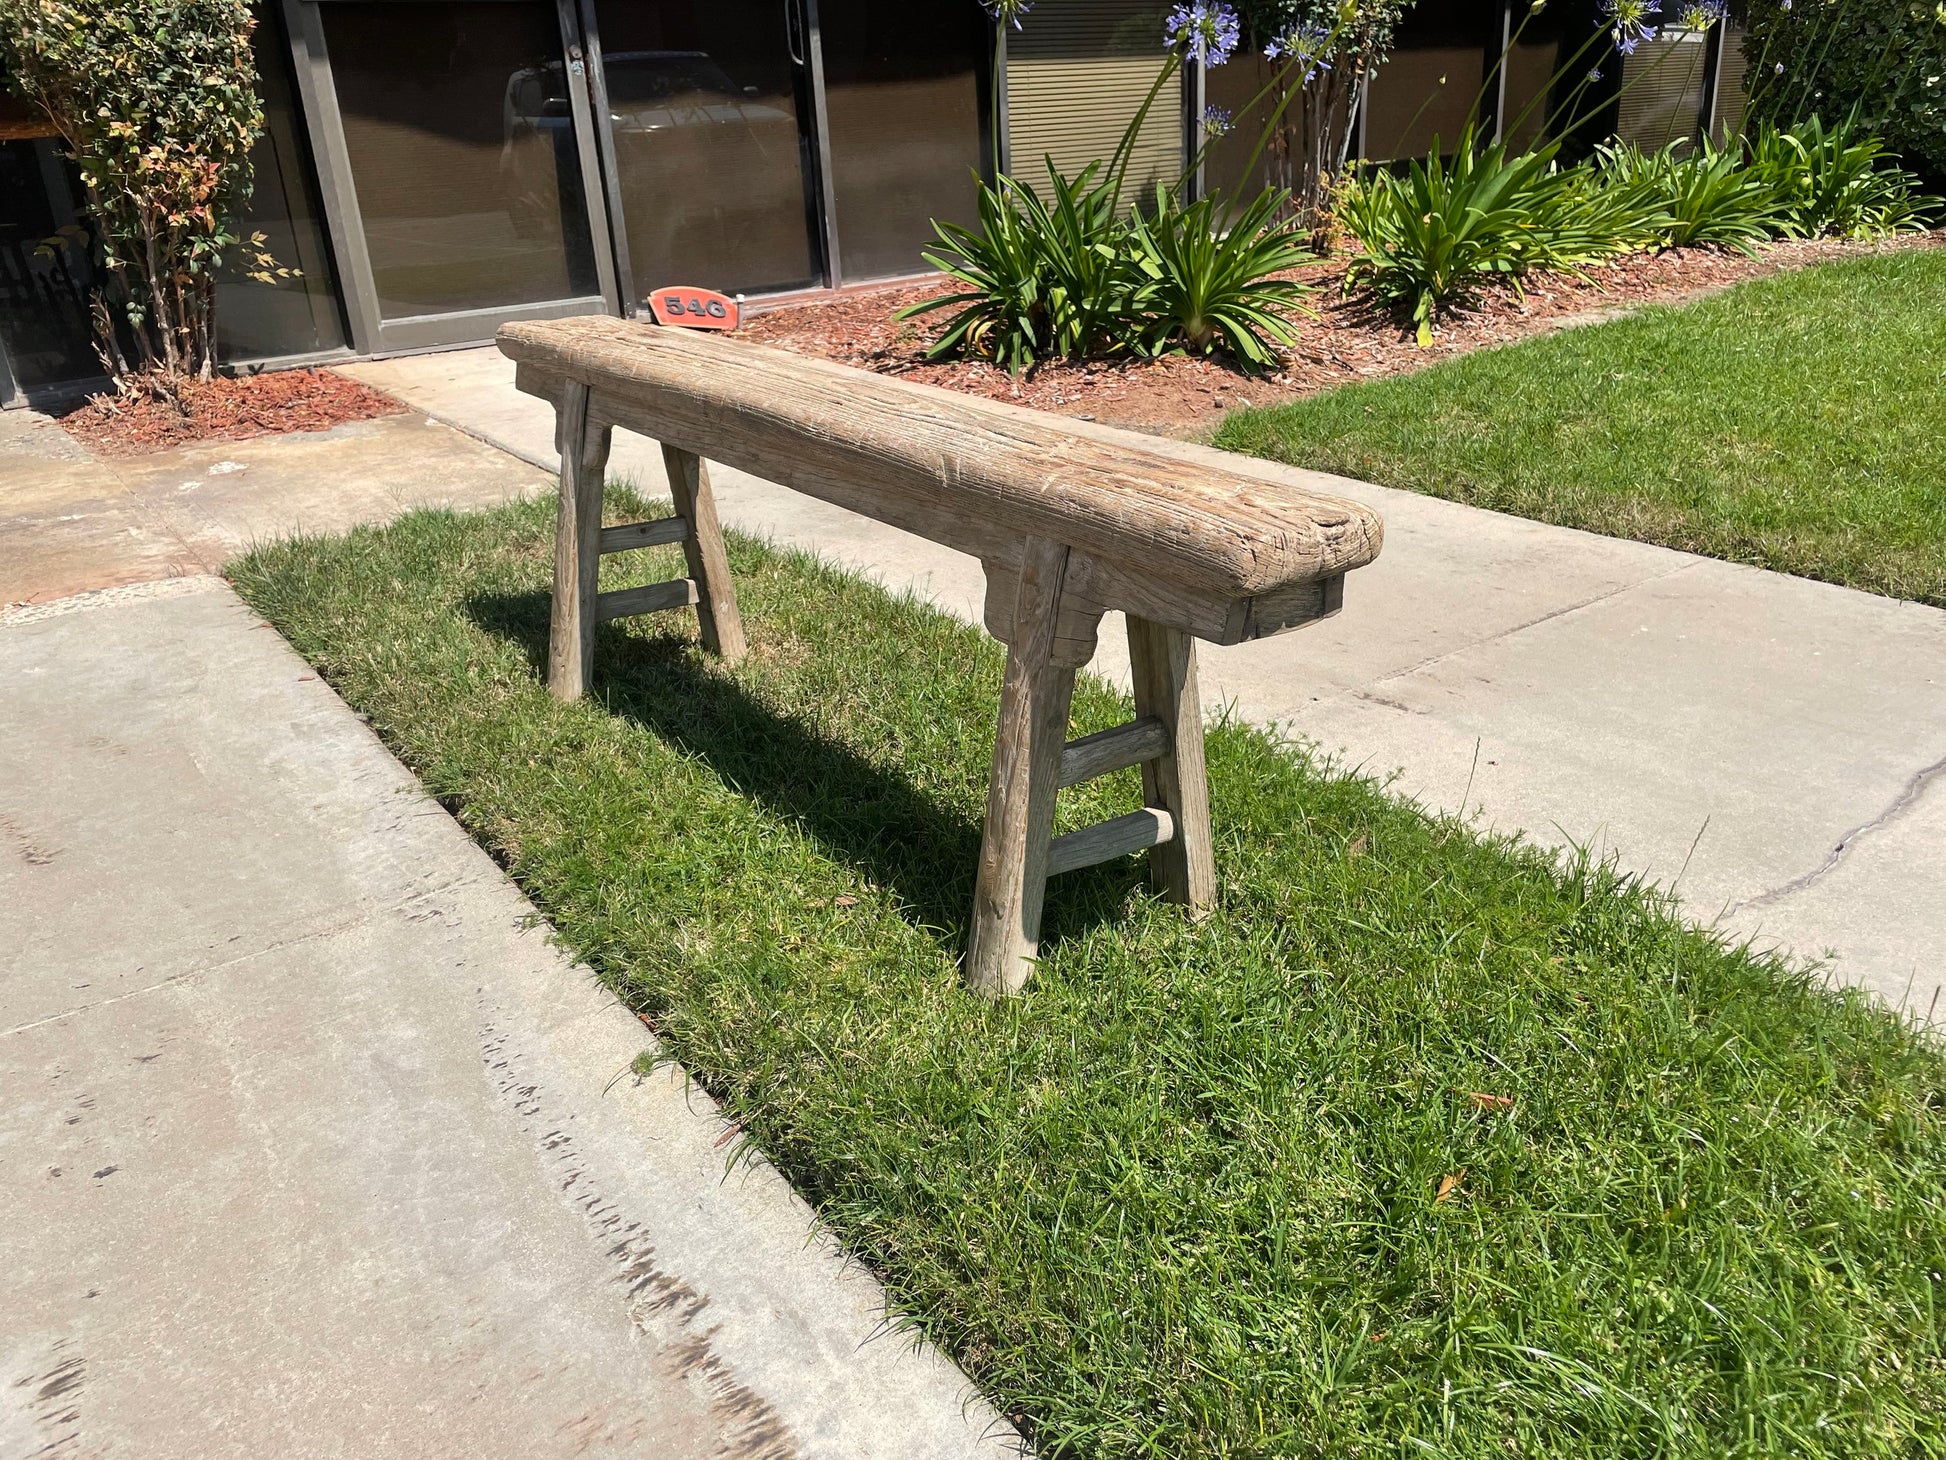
[[649, 288, 740, 331]]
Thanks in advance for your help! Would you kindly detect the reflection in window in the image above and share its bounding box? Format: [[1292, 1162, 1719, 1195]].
[[590, 0, 818, 299], [821, 0, 985, 282], [322, 1, 600, 320], [0, 132, 100, 395], [217, 1, 347, 361], [1360, 0, 1495, 162]]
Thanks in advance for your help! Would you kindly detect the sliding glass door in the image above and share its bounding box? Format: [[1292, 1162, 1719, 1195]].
[[285, 0, 990, 351], [580, 0, 821, 307], [288, 0, 617, 352], [816, 0, 987, 283]]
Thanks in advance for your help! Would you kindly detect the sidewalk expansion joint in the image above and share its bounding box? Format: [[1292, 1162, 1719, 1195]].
[[0, 871, 495, 1041]]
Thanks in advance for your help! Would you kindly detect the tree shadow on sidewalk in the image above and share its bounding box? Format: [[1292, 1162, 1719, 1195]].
[[465, 587, 1141, 956]]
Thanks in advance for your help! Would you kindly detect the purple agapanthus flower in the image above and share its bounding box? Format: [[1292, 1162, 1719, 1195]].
[[1165, 2, 1241, 67], [1600, 0, 1661, 53], [1264, 21, 1334, 83], [1198, 104, 1235, 138], [1675, 0, 1727, 28], [981, 0, 1032, 29]]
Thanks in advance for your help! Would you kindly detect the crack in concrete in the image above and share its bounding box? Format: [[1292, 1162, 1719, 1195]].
[[1729, 749, 1946, 914]]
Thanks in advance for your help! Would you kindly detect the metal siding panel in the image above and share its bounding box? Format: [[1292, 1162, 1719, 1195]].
[[1617, 30, 1710, 150], [1712, 22, 1751, 140], [1004, 0, 1181, 201]]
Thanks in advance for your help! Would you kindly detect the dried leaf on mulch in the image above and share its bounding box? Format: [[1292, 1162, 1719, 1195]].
[[61, 369, 405, 457]]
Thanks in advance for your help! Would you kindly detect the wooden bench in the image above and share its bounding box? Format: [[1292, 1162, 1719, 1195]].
[[498, 316, 1384, 995]]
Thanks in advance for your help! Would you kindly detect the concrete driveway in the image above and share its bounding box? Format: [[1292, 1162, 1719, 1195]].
[[0, 410, 1015, 1458]]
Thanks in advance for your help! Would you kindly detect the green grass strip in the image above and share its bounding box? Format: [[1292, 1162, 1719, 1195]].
[[231, 495, 1946, 1457], [1217, 247, 1946, 607]]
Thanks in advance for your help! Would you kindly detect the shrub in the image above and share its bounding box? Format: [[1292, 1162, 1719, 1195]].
[[1742, 0, 1946, 183], [1596, 138, 1786, 253], [0, 0, 279, 393], [903, 162, 1145, 375], [1746, 114, 1938, 238], [904, 161, 1314, 375], [1339, 135, 1639, 345], [1340, 115, 1938, 344], [1127, 184, 1314, 368]]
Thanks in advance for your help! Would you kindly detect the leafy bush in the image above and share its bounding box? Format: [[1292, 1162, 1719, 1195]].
[[1340, 135, 1640, 345], [1340, 115, 1938, 343], [1596, 139, 1785, 254], [1745, 114, 1938, 238], [907, 0, 1318, 373], [0, 0, 279, 393], [1127, 184, 1314, 368], [904, 160, 1313, 374], [1742, 0, 1946, 182], [904, 163, 1143, 375]]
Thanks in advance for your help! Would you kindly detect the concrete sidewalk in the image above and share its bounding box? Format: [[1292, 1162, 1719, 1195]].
[[345, 346, 1946, 1017], [1, 403, 542, 608], [0, 420, 1014, 1456]]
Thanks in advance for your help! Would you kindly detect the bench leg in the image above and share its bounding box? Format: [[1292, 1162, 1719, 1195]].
[[549, 381, 612, 701], [661, 444, 747, 666], [1126, 616, 1215, 909], [967, 537, 1077, 997]]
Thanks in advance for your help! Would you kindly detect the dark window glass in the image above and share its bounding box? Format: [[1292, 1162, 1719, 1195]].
[[1361, 0, 1497, 161], [820, 0, 985, 282], [322, 1, 601, 319], [589, 0, 818, 299], [0, 58, 100, 401], [0, 118, 100, 394], [218, 2, 348, 361], [1496, 0, 1583, 153]]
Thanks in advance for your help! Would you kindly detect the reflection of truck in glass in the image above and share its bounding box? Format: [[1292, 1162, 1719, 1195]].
[[501, 51, 811, 294]]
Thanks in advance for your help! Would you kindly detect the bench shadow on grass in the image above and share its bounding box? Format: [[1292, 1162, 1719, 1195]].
[[466, 588, 1139, 956]]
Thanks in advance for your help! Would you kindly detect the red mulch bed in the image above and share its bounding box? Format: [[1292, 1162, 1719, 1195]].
[[61, 368, 405, 457], [744, 233, 1945, 434]]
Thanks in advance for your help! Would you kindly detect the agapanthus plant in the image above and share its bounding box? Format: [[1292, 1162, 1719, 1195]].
[[1166, 1, 1242, 67], [1199, 104, 1236, 138], [1263, 20, 1334, 81], [1601, 0, 1662, 54], [981, 0, 1032, 29], [1674, 0, 1728, 29]]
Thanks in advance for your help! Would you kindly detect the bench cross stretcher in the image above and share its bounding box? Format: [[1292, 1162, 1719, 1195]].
[[498, 317, 1383, 995]]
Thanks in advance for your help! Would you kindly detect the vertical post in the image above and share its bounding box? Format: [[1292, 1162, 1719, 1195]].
[[966, 536, 1077, 997], [549, 381, 610, 700], [1126, 616, 1215, 909], [660, 444, 748, 665]]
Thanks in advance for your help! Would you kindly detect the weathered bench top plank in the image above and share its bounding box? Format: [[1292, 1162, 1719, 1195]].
[[498, 318, 1383, 607]]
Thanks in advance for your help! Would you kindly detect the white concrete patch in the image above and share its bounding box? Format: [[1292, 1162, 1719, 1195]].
[[1, 573, 226, 626]]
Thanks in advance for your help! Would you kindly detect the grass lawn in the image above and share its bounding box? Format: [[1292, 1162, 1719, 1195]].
[[230, 496, 1946, 1458], [1216, 245, 1946, 607]]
